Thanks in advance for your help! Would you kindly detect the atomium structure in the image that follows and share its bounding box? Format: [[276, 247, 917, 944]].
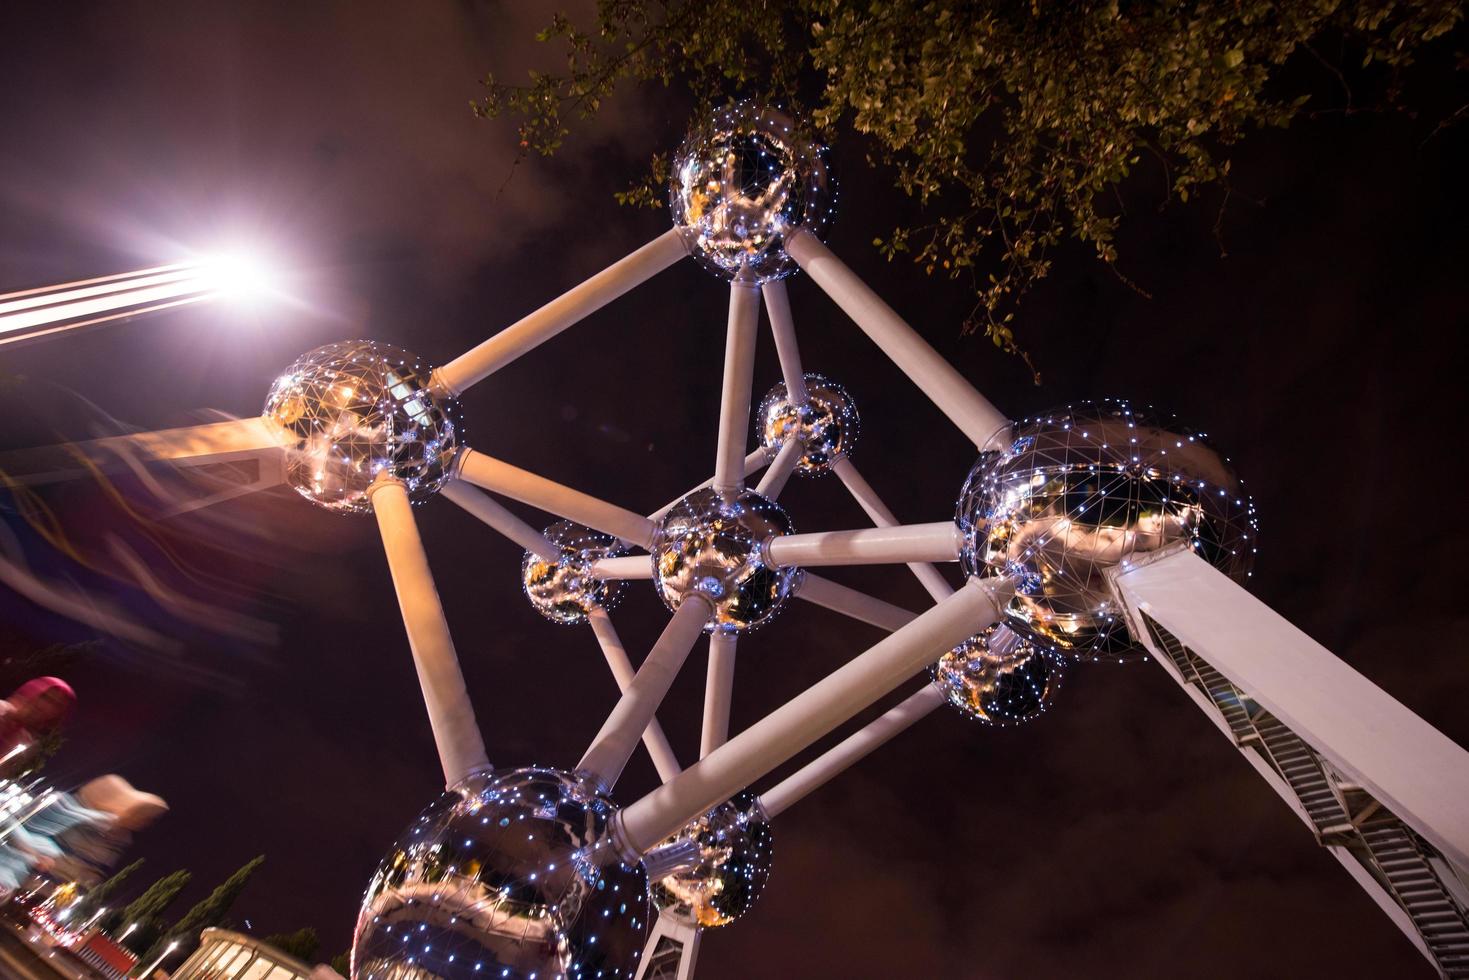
[[4, 100, 1467, 979]]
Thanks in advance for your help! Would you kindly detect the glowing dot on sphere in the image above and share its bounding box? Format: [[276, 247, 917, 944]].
[[264, 340, 458, 515], [352, 767, 647, 980], [932, 623, 1065, 726], [522, 521, 627, 625], [669, 103, 834, 282], [756, 373, 859, 475], [652, 487, 799, 634], [955, 398, 1258, 661], [651, 791, 772, 929]]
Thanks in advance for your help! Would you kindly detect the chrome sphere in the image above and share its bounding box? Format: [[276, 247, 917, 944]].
[[957, 399, 1258, 661], [932, 623, 1065, 726], [522, 522, 627, 626], [652, 487, 798, 634], [264, 340, 458, 515], [670, 103, 834, 282], [650, 791, 772, 929], [756, 373, 859, 475], [352, 767, 648, 980]]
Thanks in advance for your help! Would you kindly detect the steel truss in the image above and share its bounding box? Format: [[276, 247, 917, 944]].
[[3, 223, 1467, 978]]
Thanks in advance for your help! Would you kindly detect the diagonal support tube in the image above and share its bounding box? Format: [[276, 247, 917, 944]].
[[766, 522, 962, 568], [587, 607, 683, 783], [455, 448, 658, 549], [432, 229, 688, 396], [579, 598, 712, 790], [786, 229, 1011, 451], [701, 634, 738, 758], [759, 683, 946, 818], [833, 456, 954, 602], [761, 279, 807, 403], [754, 435, 803, 500], [440, 479, 559, 561], [614, 576, 1008, 854], [796, 574, 919, 632], [713, 283, 761, 493], [370, 477, 489, 788]]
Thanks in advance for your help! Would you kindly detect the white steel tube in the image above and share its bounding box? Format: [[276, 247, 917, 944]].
[[455, 448, 658, 549], [587, 607, 682, 783], [701, 634, 738, 758], [440, 479, 559, 561], [591, 555, 655, 579], [579, 598, 712, 789], [786, 229, 1011, 451], [761, 279, 807, 402], [754, 436, 803, 500], [796, 574, 918, 632], [713, 283, 761, 492], [765, 522, 962, 568], [759, 683, 946, 818], [615, 576, 1007, 852], [833, 456, 954, 602], [370, 478, 489, 788], [432, 229, 688, 396], [648, 447, 772, 521]]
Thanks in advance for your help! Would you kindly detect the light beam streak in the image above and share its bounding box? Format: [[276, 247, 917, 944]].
[[0, 255, 271, 348]]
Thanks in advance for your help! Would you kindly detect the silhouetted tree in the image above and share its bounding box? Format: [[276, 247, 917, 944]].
[[110, 868, 191, 954], [143, 855, 264, 964], [262, 926, 320, 963], [71, 858, 144, 924]]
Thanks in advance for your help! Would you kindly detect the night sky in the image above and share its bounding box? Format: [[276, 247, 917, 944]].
[[2, 3, 1467, 977]]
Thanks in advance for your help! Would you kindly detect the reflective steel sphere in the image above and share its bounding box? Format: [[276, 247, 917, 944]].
[[932, 623, 1064, 726], [352, 767, 648, 980], [652, 487, 798, 634], [522, 522, 627, 626], [956, 399, 1258, 661], [670, 103, 834, 282], [650, 791, 772, 929], [264, 340, 458, 514], [757, 373, 859, 475]]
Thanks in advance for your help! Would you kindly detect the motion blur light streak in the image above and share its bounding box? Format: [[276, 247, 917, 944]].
[[0, 252, 276, 348]]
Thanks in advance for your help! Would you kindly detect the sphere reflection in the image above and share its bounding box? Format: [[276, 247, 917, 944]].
[[352, 767, 648, 980], [932, 623, 1064, 726], [670, 103, 834, 282], [650, 791, 772, 929], [956, 399, 1258, 661], [264, 340, 458, 515], [756, 373, 859, 475], [652, 488, 798, 634], [522, 522, 627, 626]]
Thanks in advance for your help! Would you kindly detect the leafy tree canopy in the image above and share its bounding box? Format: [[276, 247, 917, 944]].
[[475, 0, 1464, 375]]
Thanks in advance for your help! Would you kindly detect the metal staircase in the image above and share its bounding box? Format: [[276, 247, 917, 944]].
[[1139, 612, 1469, 978]]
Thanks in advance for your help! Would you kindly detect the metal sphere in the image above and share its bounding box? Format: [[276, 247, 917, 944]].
[[652, 487, 798, 634], [669, 103, 834, 282], [264, 340, 458, 515], [756, 373, 859, 475], [650, 791, 773, 929], [932, 623, 1065, 726], [522, 522, 627, 626], [956, 399, 1258, 662], [352, 767, 648, 980]]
